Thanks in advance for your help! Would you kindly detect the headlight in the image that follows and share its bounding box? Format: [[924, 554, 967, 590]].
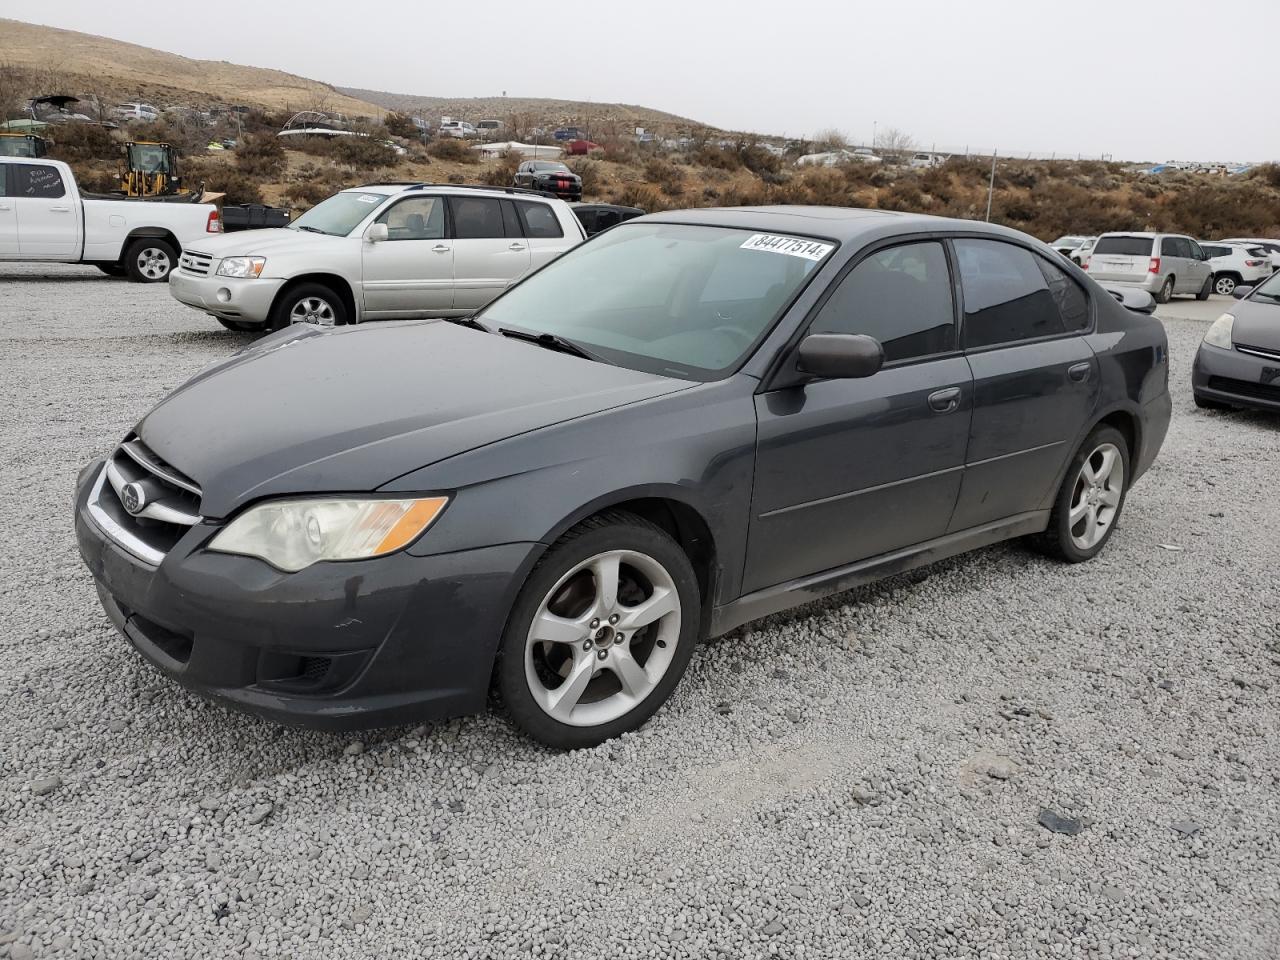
[[216, 256, 267, 279], [1203, 313, 1235, 349], [208, 496, 449, 572]]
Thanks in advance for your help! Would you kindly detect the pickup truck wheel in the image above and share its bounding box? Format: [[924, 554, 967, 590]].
[[95, 263, 126, 278], [271, 283, 348, 330], [124, 239, 177, 283]]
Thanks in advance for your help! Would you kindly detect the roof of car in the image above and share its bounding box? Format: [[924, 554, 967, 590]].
[[631, 205, 1017, 243]]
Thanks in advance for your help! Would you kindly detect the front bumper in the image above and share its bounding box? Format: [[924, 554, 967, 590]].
[[1192, 342, 1280, 412], [74, 463, 539, 730], [169, 270, 284, 325]]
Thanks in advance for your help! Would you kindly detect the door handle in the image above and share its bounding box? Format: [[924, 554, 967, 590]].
[[49, 205, 72, 213], [0, 203, 11, 211], [1068, 361, 1092, 382], [927, 386, 962, 413], [508, 242, 526, 251], [432, 244, 451, 253]]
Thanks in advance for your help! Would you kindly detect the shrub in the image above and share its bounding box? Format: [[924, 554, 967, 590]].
[[184, 160, 263, 205], [694, 145, 740, 171], [383, 112, 421, 140], [427, 138, 478, 163], [1248, 163, 1280, 190], [643, 157, 684, 197], [329, 136, 398, 169], [480, 151, 522, 187], [568, 159, 602, 196], [46, 123, 116, 163], [235, 133, 285, 179], [609, 183, 666, 212]]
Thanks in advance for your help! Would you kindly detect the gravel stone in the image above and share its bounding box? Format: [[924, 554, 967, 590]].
[[2, 272, 1278, 958], [28, 776, 62, 796]]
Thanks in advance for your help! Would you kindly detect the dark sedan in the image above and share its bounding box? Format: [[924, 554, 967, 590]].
[[1193, 272, 1280, 412], [75, 207, 1171, 748], [513, 160, 582, 201]]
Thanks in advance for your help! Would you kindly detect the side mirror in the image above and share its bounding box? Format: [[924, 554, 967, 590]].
[[1232, 285, 1254, 300], [796, 333, 884, 379], [366, 222, 389, 243]]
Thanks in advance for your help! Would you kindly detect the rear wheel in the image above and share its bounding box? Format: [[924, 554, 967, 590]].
[[1213, 274, 1238, 296], [124, 238, 177, 283], [269, 282, 348, 331], [1156, 276, 1175, 303], [495, 512, 701, 749], [1197, 275, 1213, 300], [1033, 426, 1129, 563]]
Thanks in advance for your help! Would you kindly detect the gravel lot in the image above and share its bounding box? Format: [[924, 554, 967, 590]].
[[2, 264, 1278, 960]]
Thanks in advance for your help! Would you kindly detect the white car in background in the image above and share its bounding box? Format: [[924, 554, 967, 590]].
[[439, 120, 477, 139], [114, 102, 160, 122], [169, 183, 586, 332], [1218, 237, 1280, 272], [1198, 242, 1273, 296], [908, 152, 945, 168], [1050, 235, 1096, 265]]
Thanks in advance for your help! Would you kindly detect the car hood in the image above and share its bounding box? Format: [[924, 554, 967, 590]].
[[1231, 298, 1280, 352], [534, 170, 580, 180], [134, 321, 693, 518], [183, 228, 342, 258]]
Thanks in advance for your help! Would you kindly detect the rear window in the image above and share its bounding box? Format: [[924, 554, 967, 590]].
[[1094, 236, 1153, 257]]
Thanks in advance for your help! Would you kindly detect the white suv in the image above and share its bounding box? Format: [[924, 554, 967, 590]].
[[169, 184, 586, 331], [1199, 242, 1273, 296]]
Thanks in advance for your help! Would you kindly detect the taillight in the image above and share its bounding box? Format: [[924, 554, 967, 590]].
[[1246, 259, 1266, 267], [1148, 257, 1160, 274], [206, 210, 222, 233], [1081, 258, 1090, 270]]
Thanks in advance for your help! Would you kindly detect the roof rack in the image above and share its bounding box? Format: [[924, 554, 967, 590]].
[[405, 182, 559, 199]]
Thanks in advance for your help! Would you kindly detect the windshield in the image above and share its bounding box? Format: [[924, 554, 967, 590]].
[[289, 190, 389, 236], [477, 223, 835, 379], [1250, 271, 1280, 302]]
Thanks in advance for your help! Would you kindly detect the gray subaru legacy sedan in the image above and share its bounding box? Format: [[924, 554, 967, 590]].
[[75, 206, 1172, 748]]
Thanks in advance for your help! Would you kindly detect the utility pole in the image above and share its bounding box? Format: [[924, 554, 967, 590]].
[[985, 149, 997, 222]]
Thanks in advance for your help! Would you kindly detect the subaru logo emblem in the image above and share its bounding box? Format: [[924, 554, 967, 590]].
[[121, 482, 147, 516]]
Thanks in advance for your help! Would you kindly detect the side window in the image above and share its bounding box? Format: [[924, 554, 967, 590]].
[[1187, 239, 1205, 260], [811, 240, 956, 363], [1036, 255, 1091, 333], [448, 197, 505, 239], [13, 164, 66, 198], [500, 200, 522, 238], [1160, 237, 1178, 257], [0, 166, 7, 197], [517, 201, 564, 239], [376, 196, 444, 240], [955, 238, 1066, 349]]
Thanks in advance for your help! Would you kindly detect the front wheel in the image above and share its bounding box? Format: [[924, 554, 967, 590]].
[[269, 282, 348, 331], [496, 512, 701, 748], [1214, 274, 1237, 297], [124, 238, 177, 283], [1156, 276, 1175, 303], [1197, 275, 1214, 300], [1033, 426, 1129, 563]]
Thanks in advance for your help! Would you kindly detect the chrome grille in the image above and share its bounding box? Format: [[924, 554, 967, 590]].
[[87, 438, 202, 565], [179, 251, 213, 276], [1236, 343, 1280, 363]]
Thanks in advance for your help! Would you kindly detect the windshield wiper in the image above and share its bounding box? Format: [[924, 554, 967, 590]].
[[443, 315, 490, 333], [498, 327, 607, 363], [295, 225, 328, 235]]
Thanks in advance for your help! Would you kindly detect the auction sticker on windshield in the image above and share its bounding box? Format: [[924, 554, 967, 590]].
[[740, 234, 834, 261], [355, 194, 382, 204]]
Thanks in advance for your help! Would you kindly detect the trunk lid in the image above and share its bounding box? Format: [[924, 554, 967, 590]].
[[1088, 235, 1155, 282]]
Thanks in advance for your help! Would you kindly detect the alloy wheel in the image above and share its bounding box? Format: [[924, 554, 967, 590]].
[[289, 296, 337, 327], [1215, 276, 1236, 296], [1068, 442, 1124, 550], [524, 549, 681, 727], [136, 247, 171, 280]]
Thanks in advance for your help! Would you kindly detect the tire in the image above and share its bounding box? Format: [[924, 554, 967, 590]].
[[1155, 276, 1175, 303], [217, 318, 263, 333], [495, 511, 701, 749], [1213, 274, 1237, 297], [95, 263, 126, 277], [1194, 393, 1232, 411], [1033, 426, 1129, 563], [123, 238, 177, 283], [269, 282, 348, 331], [1197, 275, 1213, 300]]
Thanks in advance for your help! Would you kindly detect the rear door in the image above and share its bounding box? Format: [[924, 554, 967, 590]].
[[360, 194, 454, 318], [0, 165, 18, 257], [1088, 234, 1154, 283], [515, 199, 573, 269], [949, 238, 1099, 531], [448, 195, 531, 311], [1162, 236, 1192, 292], [12, 162, 79, 259], [1185, 238, 1212, 290]]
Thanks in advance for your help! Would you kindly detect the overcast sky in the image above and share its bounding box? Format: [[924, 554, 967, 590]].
[[6, 0, 1278, 161]]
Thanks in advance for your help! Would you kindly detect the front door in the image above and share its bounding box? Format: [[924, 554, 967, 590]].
[[448, 195, 531, 312], [360, 195, 454, 318], [13, 163, 79, 259], [948, 238, 1100, 530], [745, 240, 972, 593]]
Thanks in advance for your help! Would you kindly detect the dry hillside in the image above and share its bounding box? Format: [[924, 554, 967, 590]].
[[0, 18, 381, 116]]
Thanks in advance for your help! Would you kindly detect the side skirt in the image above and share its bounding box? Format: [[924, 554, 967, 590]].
[[709, 511, 1050, 637]]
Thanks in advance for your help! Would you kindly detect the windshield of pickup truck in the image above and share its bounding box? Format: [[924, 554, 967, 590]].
[[289, 191, 389, 236], [476, 222, 835, 380]]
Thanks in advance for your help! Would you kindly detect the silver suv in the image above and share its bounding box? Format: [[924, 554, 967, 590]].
[[169, 184, 586, 331], [1085, 232, 1213, 303]]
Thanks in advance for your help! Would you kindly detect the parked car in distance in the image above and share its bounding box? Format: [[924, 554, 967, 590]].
[[513, 160, 583, 201], [851, 147, 883, 164], [1084, 232, 1213, 303], [1199, 242, 1272, 296], [0, 157, 220, 281], [168, 183, 585, 331], [1218, 237, 1280, 272], [438, 120, 476, 139], [476, 119, 504, 134], [571, 202, 644, 236], [908, 152, 944, 169], [1050, 235, 1096, 265], [78, 206, 1170, 747], [553, 127, 585, 142], [114, 102, 160, 123], [1192, 271, 1280, 412]]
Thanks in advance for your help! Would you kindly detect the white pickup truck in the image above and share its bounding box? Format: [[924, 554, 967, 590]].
[[0, 157, 221, 282]]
